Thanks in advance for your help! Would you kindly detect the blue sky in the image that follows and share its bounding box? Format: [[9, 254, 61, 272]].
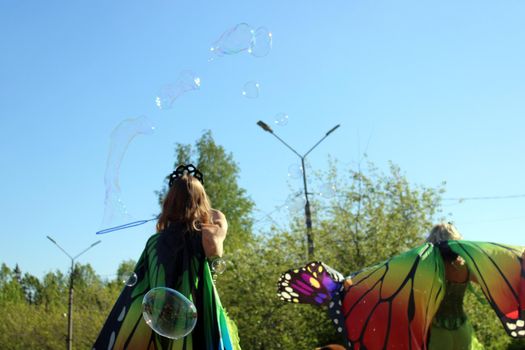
[[1, 0, 524, 279]]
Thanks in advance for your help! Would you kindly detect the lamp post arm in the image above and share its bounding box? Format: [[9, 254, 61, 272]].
[[46, 236, 74, 260], [269, 132, 303, 159], [303, 124, 341, 158], [73, 240, 101, 260]]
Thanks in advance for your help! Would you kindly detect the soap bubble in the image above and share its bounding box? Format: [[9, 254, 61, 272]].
[[156, 70, 201, 110], [142, 287, 198, 340], [211, 23, 272, 58], [210, 23, 253, 56], [210, 258, 227, 275], [287, 163, 303, 179], [242, 81, 260, 98], [274, 112, 289, 126], [286, 193, 306, 213], [249, 27, 272, 57], [318, 183, 337, 198], [102, 116, 155, 228], [122, 272, 138, 287]]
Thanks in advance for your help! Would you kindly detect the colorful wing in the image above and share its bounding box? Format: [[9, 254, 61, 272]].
[[277, 261, 345, 306], [342, 243, 445, 350], [93, 234, 158, 350], [94, 232, 239, 350], [447, 240, 525, 338]]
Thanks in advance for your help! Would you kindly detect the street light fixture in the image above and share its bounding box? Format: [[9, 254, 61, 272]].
[[256, 120, 340, 259], [46, 236, 101, 350]]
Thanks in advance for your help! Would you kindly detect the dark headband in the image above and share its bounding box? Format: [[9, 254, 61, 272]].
[[168, 164, 204, 187]]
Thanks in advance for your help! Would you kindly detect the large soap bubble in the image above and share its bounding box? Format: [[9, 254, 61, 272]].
[[101, 116, 155, 228], [142, 287, 198, 340]]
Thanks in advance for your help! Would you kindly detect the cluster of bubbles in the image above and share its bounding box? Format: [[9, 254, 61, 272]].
[[101, 116, 155, 228], [142, 287, 198, 339], [101, 23, 275, 233], [210, 23, 272, 58]]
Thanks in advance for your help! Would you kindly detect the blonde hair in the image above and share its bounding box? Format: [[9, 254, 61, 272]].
[[156, 174, 212, 232], [426, 222, 463, 244]]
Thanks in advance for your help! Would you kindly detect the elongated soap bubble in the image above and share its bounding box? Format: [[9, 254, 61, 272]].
[[101, 116, 155, 228], [156, 70, 201, 110], [142, 287, 198, 339]]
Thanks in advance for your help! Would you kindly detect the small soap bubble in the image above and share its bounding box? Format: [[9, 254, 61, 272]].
[[274, 113, 289, 126], [249, 27, 272, 57], [287, 163, 303, 179], [242, 81, 260, 98], [142, 287, 198, 340], [318, 183, 337, 198], [122, 272, 138, 287], [156, 70, 200, 110], [286, 193, 306, 213], [211, 258, 227, 275]]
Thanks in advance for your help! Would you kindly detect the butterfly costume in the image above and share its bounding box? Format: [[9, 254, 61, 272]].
[[94, 223, 240, 350], [278, 241, 525, 349]]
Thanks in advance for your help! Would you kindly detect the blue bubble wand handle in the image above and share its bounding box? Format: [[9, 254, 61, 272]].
[[96, 216, 159, 235]]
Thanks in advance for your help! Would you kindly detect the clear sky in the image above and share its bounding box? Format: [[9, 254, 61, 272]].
[[1, 0, 524, 279]]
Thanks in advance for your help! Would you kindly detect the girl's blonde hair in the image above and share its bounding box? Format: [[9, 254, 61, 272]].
[[426, 222, 463, 244], [156, 174, 212, 232]]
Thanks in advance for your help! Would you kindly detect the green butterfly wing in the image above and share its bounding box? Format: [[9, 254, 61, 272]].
[[447, 240, 525, 338], [93, 230, 240, 350]]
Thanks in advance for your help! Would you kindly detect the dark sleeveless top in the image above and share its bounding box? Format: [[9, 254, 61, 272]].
[[432, 279, 469, 330]]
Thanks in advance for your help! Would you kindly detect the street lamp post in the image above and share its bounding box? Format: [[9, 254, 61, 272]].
[[46, 236, 101, 350], [257, 121, 340, 259]]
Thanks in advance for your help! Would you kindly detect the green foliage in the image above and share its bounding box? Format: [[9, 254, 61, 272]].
[[313, 160, 444, 272], [0, 263, 121, 350]]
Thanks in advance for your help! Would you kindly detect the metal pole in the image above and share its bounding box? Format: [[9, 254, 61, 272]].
[[301, 157, 314, 258], [67, 260, 74, 350], [256, 121, 340, 260], [46, 236, 100, 350]]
